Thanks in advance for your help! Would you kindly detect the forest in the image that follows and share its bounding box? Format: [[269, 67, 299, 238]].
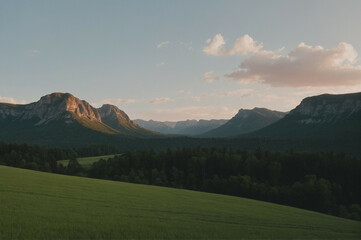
[[0, 141, 360, 221]]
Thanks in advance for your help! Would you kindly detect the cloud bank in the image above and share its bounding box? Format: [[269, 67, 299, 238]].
[[149, 97, 174, 104], [0, 96, 27, 104], [225, 42, 361, 87], [101, 98, 136, 105], [203, 71, 219, 83], [201, 89, 253, 98], [203, 34, 263, 56]]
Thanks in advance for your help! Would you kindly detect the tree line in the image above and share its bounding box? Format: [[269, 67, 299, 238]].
[[0, 141, 360, 221]]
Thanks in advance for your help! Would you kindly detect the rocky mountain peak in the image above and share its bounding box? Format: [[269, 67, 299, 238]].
[[0, 92, 101, 125], [235, 109, 252, 119], [0, 92, 159, 137], [290, 92, 361, 118], [98, 104, 130, 122], [35, 92, 101, 123]]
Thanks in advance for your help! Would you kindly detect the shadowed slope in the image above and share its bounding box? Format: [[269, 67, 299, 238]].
[[98, 104, 160, 137], [201, 108, 286, 137]]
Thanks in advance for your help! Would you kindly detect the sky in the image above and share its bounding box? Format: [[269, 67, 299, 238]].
[[1, 0, 361, 121]]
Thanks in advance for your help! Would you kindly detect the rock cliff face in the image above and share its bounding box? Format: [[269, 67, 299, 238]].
[[98, 104, 145, 132], [247, 92, 361, 138], [289, 93, 361, 124], [98, 104, 131, 122], [0, 93, 101, 125], [0, 92, 159, 138]]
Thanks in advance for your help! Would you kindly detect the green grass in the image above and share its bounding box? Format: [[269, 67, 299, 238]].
[[58, 154, 119, 168], [0, 165, 360, 239]]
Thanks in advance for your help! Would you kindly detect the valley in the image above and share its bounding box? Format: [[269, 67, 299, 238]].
[[2, 2, 361, 239]]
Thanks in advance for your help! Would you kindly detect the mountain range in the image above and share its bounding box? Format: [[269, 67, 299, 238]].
[[0, 93, 159, 145], [134, 119, 228, 136], [0, 92, 360, 153]]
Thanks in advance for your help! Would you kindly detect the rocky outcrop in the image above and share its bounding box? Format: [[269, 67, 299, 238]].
[[0, 92, 161, 138], [289, 93, 361, 125], [0, 93, 101, 125], [98, 104, 130, 122], [98, 104, 159, 136]]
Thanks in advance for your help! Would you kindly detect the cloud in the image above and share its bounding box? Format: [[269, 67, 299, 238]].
[[101, 98, 136, 105], [203, 34, 263, 56], [0, 96, 27, 104], [156, 62, 166, 67], [203, 71, 219, 83], [149, 97, 174, 104], [157, 41, 170, 48], [187, 89, 253, 103], [225, 42, 361, 87], [202, 89, 253, 98]]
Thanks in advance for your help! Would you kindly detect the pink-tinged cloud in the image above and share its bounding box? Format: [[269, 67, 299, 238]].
[[203, 71, 219, 83], [201, 89, 253, 98], [0, 96, 27, 104], [101, 98, 136, 104], [225, 42, 361, 87], [149, 97, 174, 104], [203, 34, 263, 56]]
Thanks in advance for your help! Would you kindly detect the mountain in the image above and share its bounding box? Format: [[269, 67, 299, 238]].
[[246, 92, 361, 140], [201, 108, 286, 138], [0, 92, 159, 145], [98, 104, 158, 137], [133, 119, 228, 135]]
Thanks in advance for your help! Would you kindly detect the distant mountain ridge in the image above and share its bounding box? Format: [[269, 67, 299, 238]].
[[245, 92, 361, 139], [0, 92, 159, 145], [134, 119, 228, 135], [201, 108, 286, 137], [1, 91, 360, 153]]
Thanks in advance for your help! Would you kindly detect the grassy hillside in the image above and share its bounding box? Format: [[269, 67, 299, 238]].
[[58, 154, 120, 168], [0, 166, 360, 239]]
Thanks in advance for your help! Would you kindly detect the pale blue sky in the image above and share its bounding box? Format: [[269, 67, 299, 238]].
[[1, 0, 361, 120]]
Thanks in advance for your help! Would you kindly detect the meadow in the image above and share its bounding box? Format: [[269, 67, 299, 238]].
[[57, 154, 119, 168], [0, 165, 360, 239]]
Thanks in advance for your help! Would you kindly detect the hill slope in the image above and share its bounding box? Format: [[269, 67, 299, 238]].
[[134, 119, 228, 135], [0, 165, 360, 239], [201, 108, 286, 137], [246, 92, 361, 140]]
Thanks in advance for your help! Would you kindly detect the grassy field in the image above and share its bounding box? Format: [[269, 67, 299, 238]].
[[57, 154, 119, 168], [0, 165, 360, 239]]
